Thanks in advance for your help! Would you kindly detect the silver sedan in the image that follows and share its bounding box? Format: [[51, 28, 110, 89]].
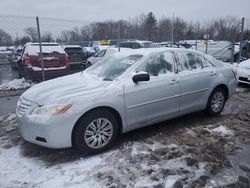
[[16, 48, 237, 153]]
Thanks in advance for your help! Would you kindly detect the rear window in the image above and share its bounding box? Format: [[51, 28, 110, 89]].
[[64, 48, 83, 54], [27, 44, 66, 55]]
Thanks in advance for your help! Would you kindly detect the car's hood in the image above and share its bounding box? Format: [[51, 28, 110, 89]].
[[238, 59, 250, 68], [22, 72, 111, 105]]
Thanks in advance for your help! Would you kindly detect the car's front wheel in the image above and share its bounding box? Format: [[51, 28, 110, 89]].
[[73, 110, 118, 154], [206, 87, 226, 116]]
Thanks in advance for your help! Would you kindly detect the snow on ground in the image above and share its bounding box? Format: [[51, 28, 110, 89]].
[[0, 78, 33, 90], [0, 145, 103, 188], [211, 125, 234, 136]]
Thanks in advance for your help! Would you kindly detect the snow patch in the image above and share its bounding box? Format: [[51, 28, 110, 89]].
[[211, 126, 233, 136], [0, 145, 104, 187], [0, 78, 33, 90]]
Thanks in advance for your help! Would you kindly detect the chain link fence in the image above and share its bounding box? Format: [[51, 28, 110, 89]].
[[0, 14, 249, 84], [0, 15, 91, 82]]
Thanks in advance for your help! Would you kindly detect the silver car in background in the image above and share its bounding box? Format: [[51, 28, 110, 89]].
[[16, 48, 237, 153]]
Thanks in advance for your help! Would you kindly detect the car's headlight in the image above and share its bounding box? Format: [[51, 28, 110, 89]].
[[31, 104, 72, 115]]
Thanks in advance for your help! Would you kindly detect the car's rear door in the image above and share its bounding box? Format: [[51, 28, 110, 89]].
[[176, 51, 215, 112], [124, 51, 180, 127]]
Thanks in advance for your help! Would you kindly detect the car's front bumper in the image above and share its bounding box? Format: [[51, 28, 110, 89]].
[[16, 111, 76, 149], [237, 67, 250, 85]]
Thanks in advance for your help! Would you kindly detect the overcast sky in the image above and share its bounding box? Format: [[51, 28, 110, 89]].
[[0, 0, 249, 22]]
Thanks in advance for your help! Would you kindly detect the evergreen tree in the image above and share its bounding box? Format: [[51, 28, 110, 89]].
[[144, 12, 158, 41]]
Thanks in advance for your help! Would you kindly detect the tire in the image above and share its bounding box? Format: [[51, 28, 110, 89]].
[[206, 87, 226, 116], [73, 110, 118, 154]]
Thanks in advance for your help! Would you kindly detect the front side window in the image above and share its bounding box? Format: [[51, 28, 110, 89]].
[[176, 52, 189, 71], [140, 52, 174, 76], [184, 52, 202, 70]]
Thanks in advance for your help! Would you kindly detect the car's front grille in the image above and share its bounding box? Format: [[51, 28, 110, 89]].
[[239, 77, 250, 83], [17, 97, 33, 116]]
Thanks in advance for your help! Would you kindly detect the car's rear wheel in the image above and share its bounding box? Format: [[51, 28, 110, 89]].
[[206, 87, 226, 116], [73, 110, 118, 154]]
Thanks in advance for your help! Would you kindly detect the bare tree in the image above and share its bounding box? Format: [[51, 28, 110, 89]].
[[24, 27, 38, 42], [0, 29, 13, 46], [42, 32, 53, 42]]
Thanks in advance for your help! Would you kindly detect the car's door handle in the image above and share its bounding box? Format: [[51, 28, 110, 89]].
[[210, 70, 217, 76], [170, 79, 179, 85]]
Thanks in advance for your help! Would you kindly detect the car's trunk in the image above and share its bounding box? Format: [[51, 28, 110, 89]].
[[29, 54, 66, 68]]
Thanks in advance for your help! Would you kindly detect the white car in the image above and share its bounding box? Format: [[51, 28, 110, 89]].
[[16, 48, 237, 154], [236, 59, 250, 85], [86, 47, 130, 67]]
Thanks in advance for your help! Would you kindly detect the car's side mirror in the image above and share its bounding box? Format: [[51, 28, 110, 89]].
[[132, 72, 150, 83]]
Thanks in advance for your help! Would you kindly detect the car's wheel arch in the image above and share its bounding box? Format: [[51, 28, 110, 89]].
[[71, 106, 123, 147], [211, 84, 229, 101]]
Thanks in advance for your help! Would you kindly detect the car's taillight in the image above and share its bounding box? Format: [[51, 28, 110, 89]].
[[64, 55, 69, 64], [24, 55, 31, 64]]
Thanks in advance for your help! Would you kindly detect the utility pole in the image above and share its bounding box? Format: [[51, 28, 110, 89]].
[[230, 28, 236, 64], [171, 13, 174, 47], [36, 16, 45, 81], [238, 17, 245, 64]]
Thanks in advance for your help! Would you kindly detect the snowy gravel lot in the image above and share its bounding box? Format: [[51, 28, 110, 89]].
[[0, 85, 250, 188]]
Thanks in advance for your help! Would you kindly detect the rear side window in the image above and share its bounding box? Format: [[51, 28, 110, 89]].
[[183, 52, 202, 70], [200, 56, 213, 68]]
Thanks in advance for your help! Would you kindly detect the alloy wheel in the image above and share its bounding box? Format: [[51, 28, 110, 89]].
[[84, 118, 113, 149]]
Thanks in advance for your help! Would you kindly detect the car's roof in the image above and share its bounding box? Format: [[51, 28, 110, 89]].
[[26, 42, 59, 46], [114, 47, 199, 56], [63, 45, 82, 49], [120, 40, 152, 44]]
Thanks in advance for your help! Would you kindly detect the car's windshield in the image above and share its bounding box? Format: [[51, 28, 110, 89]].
[[86, 53, 143, 81]]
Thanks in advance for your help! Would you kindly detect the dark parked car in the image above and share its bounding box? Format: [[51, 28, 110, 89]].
[[18, 42, 70, 81], [9, 47, 23, 69], [64, 45, 87, 69]]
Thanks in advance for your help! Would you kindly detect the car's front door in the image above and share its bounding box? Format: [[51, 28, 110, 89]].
[[124, 52, 180, 127]]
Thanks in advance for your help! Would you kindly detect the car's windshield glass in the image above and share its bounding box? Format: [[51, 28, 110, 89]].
[[86, 53, 143, 81]]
